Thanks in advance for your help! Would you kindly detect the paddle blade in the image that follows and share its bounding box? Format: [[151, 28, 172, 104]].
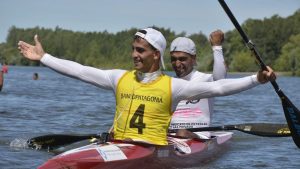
[[233, 123, 291, 137], [27, 134, 99, 150], [279, 91, 300, 148]]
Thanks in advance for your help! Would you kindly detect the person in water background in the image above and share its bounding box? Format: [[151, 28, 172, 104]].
[[0, 63, 4, 91], [33, 72, 39, 80]]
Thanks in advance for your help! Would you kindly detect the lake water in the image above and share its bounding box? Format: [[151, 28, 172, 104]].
[[0, 66, 300, 169]]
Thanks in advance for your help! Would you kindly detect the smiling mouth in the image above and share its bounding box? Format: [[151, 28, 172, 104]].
[[175, 68, 187, 77], [134, 60, 141, 64], [175, 67, 185, 73]]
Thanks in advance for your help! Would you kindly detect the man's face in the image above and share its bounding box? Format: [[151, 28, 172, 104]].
[[132, 38, 158, 73], [170, 51, 195, 78]]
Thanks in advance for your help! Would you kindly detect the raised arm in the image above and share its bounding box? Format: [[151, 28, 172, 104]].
[[18, 35, 125, 90], [41, 54, 125, 89], [171, 67, 276, 111], [18, 35, 45, 61], [210, 30, 227, 80]]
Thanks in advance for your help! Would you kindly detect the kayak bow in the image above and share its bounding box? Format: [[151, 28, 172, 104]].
[[38, 132, 232, 169]]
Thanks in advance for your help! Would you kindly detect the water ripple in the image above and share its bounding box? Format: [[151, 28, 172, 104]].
[[1, 67, 300, 169]]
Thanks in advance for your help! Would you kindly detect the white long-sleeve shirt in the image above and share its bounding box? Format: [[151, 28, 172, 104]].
[[170, 46, 226, 130], [212, 46, 227, 81], [41, 53, 259, 112]]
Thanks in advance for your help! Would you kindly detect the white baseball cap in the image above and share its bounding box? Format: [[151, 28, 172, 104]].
[[135, 28, 167, 70], [170, 37, 196, 56]]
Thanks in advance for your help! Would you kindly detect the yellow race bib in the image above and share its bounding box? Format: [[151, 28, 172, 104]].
[[113, 71, 172, 145]]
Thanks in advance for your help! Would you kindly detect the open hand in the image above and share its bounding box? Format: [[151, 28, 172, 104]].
[[18, 35, 45, 61]]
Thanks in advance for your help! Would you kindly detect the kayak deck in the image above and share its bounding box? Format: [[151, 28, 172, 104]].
[[38, 131, 232, 169]]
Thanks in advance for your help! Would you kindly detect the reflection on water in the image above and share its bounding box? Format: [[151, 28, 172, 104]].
[[0, 66, 300, 169]]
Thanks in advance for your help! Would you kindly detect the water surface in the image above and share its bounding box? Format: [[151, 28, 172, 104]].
[[0, 66, 299, 169]]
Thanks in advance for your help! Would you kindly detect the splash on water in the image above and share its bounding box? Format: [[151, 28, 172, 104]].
[[9, 138, 28, 149]]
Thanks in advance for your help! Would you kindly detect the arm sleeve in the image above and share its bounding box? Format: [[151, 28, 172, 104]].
[[40, 54, 126, 90], [212, 46, 227, 80], [171, 75, 259, 111]]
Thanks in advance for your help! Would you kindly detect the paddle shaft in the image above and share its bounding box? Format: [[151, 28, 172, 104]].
[[218, 0, 300, 148], [28, 122, 291, 150], [169, 123, 291, 137]]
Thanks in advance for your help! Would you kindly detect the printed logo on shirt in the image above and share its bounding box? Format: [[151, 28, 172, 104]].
[[170, 122, 208, 129], [186, 99, 200, 104], [173, 108, 202, 117], [120, 93, 163, 103]]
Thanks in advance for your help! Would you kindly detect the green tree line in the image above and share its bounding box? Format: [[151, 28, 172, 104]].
[[0, 9, 300, 75]]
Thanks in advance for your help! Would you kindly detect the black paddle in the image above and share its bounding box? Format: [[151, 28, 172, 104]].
[[27, 133, 101, 150], [28, 123, 290, 150], [169, 123, 291, 137], [218, 0, 300, 148]]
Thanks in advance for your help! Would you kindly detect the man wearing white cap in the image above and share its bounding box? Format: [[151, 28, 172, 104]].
[[18, 27, 276, 146], [169, 30, 226, 139]]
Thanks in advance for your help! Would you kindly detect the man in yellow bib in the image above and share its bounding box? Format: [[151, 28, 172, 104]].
[[18, 28, 276, 145]]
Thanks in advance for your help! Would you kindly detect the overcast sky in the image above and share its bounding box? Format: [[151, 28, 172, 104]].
[[1, 0, 299, 43]]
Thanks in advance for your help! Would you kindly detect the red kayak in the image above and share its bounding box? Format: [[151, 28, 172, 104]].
[[38, 131, 232, 169]]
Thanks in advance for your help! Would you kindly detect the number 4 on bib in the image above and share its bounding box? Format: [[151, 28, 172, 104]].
[[130, 104, 146, 134]]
